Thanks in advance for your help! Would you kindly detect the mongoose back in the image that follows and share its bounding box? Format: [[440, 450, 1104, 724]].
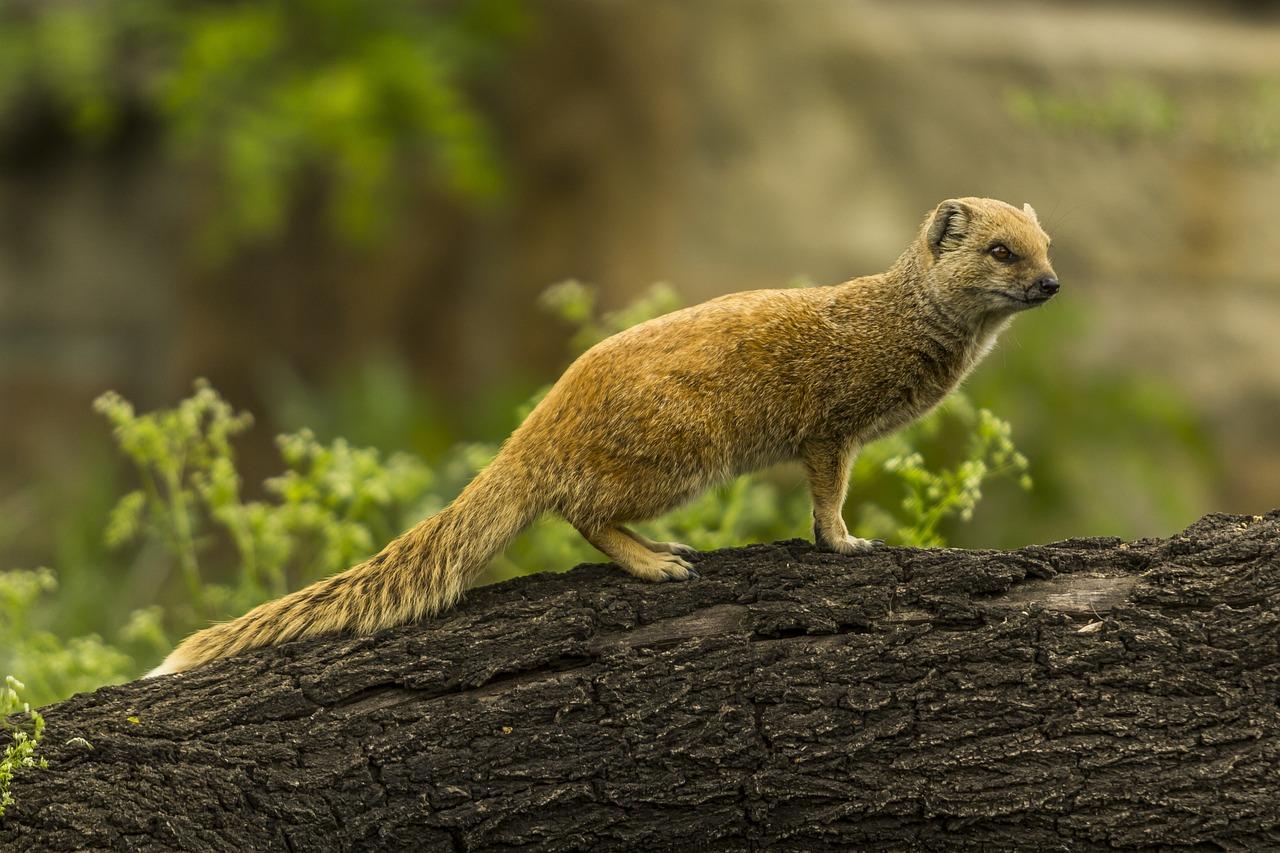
[[149, 197, 1059, 675]]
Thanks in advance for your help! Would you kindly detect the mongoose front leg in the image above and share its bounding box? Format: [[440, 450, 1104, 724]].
[[579, 525, 700, 582], [803, 438, 877, 555], [620, 526, 697, 558]]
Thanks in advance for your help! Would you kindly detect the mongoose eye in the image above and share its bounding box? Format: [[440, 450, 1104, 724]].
[[988, 243, 1018, 263]]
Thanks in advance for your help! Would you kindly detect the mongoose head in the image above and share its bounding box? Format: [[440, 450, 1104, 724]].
[[918, 197, 1058, 321]]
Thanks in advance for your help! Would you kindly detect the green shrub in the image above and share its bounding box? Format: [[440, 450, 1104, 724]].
[[0, 677, 48, 818], [0, 569, 135, 708], [94, 383, 433, 622]]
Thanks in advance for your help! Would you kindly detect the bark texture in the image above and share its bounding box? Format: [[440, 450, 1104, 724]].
[[3, 510, 1279, 851]]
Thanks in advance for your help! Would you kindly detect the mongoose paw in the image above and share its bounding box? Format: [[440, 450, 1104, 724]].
[[822, 534, 879, 556], [625, 552, 700, 582], [657, 553, 700, 581]]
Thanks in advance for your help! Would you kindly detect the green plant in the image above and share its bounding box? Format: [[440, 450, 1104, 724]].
[[94, 381, 433, 623], [94, 383, 255, 615], [2, 381, 439, 709], [866, 400, 1029, 547], [0, 569, 136, 709], [0, 677, 48, 818], [538, 280, 683, 354]]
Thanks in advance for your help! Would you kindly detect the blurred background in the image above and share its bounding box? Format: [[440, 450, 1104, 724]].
[[1, 0, 1278, 699]]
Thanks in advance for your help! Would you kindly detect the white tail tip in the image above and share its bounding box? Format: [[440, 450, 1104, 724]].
[[143, 653, 186, 678]]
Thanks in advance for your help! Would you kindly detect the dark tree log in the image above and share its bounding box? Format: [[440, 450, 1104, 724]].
[[3, 511, 1279, 851]]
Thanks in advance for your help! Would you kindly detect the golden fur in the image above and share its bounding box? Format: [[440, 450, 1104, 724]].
[[148, 197, 1057, 675]]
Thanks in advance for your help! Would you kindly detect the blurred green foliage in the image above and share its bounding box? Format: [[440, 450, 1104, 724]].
[[259, 357, 459, 462], [1007, 76, 1280, 157], [1220, 79, 1280, 158], [1005, 79, 1179, 141], [2, 382, 441, 708], [94, 381, 434, 623], [962, 305, 1217, 546], [0, 568, 134, 705], [1, 676, 47, 818], [0, 0, 526, 256], [2, 281, 1036, 708]]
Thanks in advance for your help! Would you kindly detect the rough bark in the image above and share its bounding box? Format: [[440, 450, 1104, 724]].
[[2, 510, 1279, 851]]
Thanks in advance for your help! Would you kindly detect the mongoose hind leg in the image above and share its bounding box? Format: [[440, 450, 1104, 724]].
[[620, 526, 697, 558], [803, 438, 880, 555], [579, 525, 700, 582]]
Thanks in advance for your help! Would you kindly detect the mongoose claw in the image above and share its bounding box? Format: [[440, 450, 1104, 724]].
[[657, 553, 698, 581], [660, 560, 699, 581]]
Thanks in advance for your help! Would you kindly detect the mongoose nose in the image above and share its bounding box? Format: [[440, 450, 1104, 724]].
[[1036, 276, 1060, 296]]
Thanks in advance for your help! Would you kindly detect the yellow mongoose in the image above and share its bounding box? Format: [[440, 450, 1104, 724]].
[[149, 197, 1058, 675]]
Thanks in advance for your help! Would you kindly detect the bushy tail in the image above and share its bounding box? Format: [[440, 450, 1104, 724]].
[[147, 451, 542, 676]]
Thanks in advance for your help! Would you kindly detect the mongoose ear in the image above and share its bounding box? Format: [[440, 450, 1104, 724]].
[[1022, 202, 1040, 224], [926, 200, 972, 256]]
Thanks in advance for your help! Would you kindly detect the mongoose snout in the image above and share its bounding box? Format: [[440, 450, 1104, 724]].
[[148, 196, 1057, 676]]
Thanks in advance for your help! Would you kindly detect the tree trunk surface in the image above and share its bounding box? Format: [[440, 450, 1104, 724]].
[[2, 511, 1279, 851]]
